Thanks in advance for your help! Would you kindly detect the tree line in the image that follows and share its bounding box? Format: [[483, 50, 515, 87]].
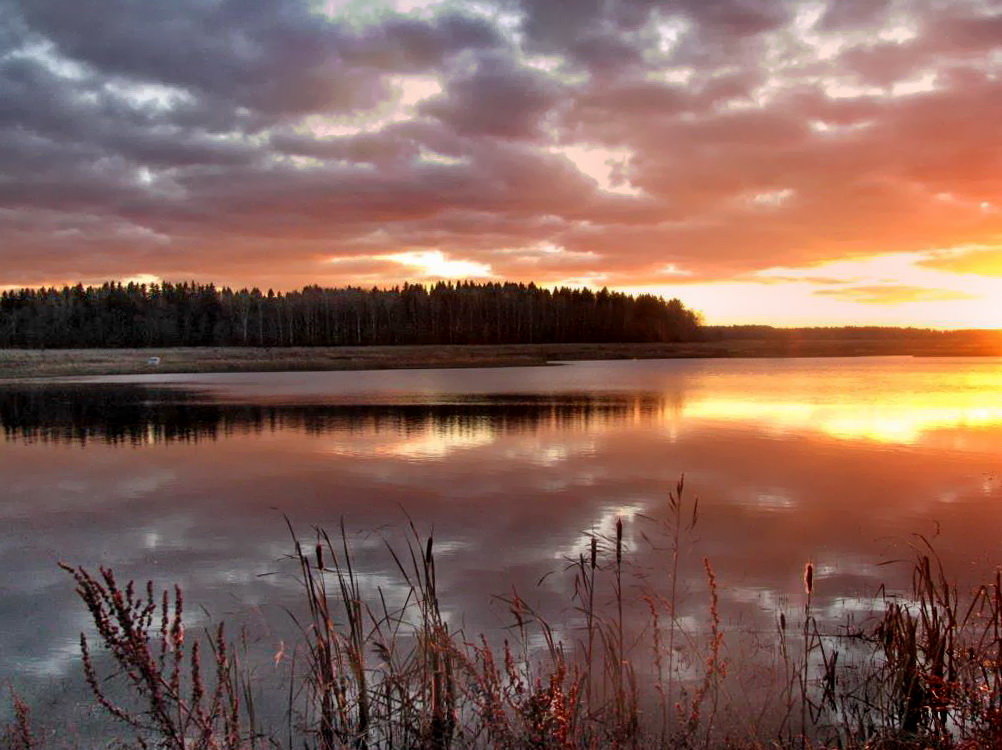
[[0, 281, 702, 348]]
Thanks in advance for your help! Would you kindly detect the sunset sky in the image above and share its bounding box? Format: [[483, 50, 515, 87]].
[[1, 0, 1000, 326]]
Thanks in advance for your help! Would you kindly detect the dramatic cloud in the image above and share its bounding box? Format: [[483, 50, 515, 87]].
[[0, 0, 999, 324]]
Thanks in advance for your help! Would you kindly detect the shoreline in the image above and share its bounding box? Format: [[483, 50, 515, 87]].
[[2, 338, 1001, 380]]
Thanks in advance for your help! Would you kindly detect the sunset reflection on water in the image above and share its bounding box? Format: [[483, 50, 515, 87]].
[[3, 357, 1002, 731], [684, 394, 1002, 444]]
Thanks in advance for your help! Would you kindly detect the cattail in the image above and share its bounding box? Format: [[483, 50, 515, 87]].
[[801, 561, 814, 745], [616, 517, 624, 566], [190, 640, 204, 711], [315, 542, 324, 570], [590, 535, 597, 570]]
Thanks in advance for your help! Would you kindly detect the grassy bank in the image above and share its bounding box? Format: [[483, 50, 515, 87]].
[[2, 332, 1002, 380], [8, 482, 1002, 748]]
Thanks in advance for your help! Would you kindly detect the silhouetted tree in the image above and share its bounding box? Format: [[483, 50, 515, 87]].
[[0, 281, 702, 348]]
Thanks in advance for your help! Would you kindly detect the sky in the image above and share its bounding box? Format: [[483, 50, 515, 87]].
[[0, 0, 1000, 327]]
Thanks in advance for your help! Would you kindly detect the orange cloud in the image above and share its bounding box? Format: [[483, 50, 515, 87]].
[[814, 284, 977, 305], [920, 247, 1002, 277]]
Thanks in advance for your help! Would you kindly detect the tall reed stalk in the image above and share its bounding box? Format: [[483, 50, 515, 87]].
[[53, 484, 1002, 749], [801, 561, 814, 749]]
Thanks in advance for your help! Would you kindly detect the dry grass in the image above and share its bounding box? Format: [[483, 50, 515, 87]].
[[811, 538, 1002, 748], [2, 333, 1001, 380], [15, 484, 1002, 748], [0, 345, 552, 380]]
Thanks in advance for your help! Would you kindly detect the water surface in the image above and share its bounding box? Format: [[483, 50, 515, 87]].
[[4, 356, 1002, 730]]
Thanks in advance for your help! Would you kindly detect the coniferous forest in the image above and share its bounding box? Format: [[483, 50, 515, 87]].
[[0, 281, 702, 348]]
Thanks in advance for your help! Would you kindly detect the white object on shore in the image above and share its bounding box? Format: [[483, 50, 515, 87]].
[[147, 356, 161, 366]]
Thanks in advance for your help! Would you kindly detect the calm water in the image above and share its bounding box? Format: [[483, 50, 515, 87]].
[[3, 356, 1002, 730]]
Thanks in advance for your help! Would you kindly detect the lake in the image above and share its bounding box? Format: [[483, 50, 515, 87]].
[[3, 356, 1002, 739]]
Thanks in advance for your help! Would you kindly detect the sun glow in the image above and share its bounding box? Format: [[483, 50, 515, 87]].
[[378, 250, 494, 279], [328, 426, 497, 461], [627, 247, 1002, 328], [683, 386, 1002, 445]]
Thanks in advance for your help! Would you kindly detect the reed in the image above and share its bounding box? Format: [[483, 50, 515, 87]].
[[811, 538, 1002, 748], [801, 561, 814, 749], [285, 518, 467, 749], [46, 485, 1002, 749]]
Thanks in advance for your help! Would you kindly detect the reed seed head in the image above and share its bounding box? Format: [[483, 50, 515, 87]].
[[804, 562, 814, 596]]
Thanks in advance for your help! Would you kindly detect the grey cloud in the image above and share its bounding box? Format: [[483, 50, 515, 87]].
[[12, 0, 498, 119], [420, 53, 562, 138], [0, 56, 79, 138], [0, 55, 259, 177], [267, 117, 480, 173], [816, 0, 894, 30], [567, 32, 647, 77], [188, 138, 594, 229], [516, 0, 785, 69], [270, 131, 421, 169], [674, 0, 789, 36], [516, 0, 607, 51], [341, 12, 502, 69], [14, 0, 283, 105]]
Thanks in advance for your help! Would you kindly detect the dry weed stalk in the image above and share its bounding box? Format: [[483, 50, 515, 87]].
[[60, 564, 245, 749], [1, 694, 36, 750]]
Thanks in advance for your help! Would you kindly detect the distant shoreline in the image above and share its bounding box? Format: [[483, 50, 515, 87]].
[[2, 337, 1001, 380]]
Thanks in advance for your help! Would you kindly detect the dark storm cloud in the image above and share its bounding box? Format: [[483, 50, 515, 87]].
[[0, 0, 999, 293]]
